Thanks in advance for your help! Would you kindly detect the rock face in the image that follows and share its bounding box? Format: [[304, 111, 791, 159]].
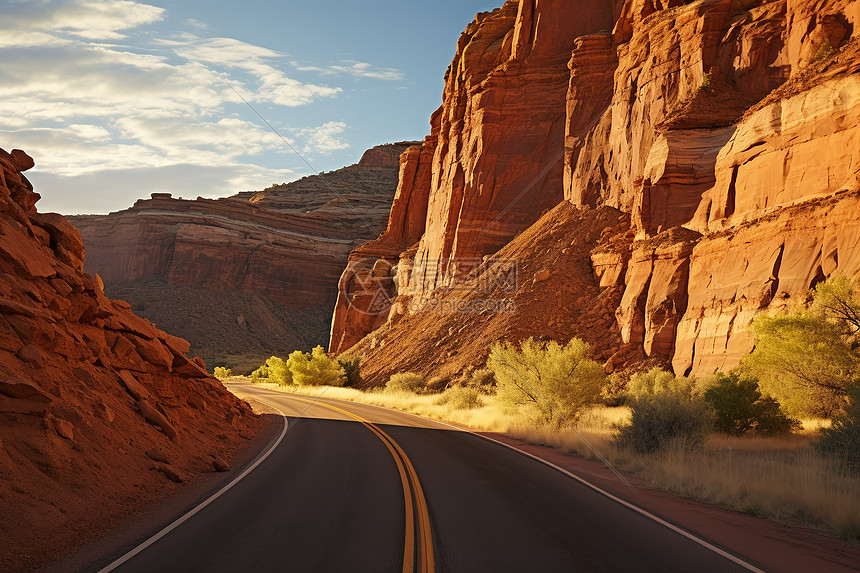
[[71, 143, 415, 370], [0, 148, 262, 570], [330, 0, 860, 382]]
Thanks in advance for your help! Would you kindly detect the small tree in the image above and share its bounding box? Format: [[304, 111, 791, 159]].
[[213, 366, 232, 380], [703, 372, 799, 436], [487, 337, 605, 428], [626, 367, 696, 400], [817, 383, 860, 471], [287, 346, 345, 387], [265, 356, 292, 386], [743, 274, 860, 417], [339, 356, 362, 387], [614, 390, 713, 453], [614, 371, 712, 453], [250, 363, 270, 381]]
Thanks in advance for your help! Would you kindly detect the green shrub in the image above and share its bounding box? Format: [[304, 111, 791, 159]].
[[265, 356, 292, 386], [425, 376, 449, 394], [386, 372, 425, 394], [434, 386, 482, 410], [339, 356, 361, 387], [626, 367, 698, 401], [213, 366, 232, 380], [701, 71, 712, 90], [467, 368, 496, 393], [703, 372, 799, 436], [814, 41, 837, 62], [743, 274, 860, 417], [613, 390, 713, 453], [488, 337, 605, 428], [816, 383, 860, 472], [250, 363, 270, 381], [287, 346, 345, 387]]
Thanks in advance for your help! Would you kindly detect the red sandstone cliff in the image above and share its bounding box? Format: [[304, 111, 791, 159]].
[[330, 0, 860, 384], [70, 143, 415, 371], [0, 149, 261, 570]]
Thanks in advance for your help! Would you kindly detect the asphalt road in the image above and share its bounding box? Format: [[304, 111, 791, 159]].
[[100, 382, 761, 573]]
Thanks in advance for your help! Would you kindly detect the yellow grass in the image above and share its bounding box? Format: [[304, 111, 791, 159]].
[[241, 378, 859, 541]]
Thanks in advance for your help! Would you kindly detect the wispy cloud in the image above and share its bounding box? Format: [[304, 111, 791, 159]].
[[0, 0, 402, 213], [6, 0, 166, 40], [295, 121, 350, 154], [292, 60, 405, 81]]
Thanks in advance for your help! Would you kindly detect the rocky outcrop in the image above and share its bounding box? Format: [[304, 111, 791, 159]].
[[71, 143, 415, 370], [330, 0, 860, 382], [0, 148, 261, 570]]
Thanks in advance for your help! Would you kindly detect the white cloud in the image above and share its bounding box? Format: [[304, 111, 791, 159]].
[[162, 35, 341, 107], [292, 59, 404, 81], [0, 0, 370, 213], [5, 0, 166, 40], [295, 121, 350, 154]]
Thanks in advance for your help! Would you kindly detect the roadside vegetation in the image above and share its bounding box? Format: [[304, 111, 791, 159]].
[[235, 274, 860, 541]]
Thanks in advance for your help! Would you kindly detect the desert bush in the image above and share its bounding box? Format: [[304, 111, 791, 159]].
[[386, 372, 425, 394], [213, 366, 232, 380], [434, 386, 482, 410], [487, 337, 605, 428], [287, 346, 345, 387], [817, 383, 860, 472], [613, 389, 713, 454], [743, 274, 860, 417], [625, 367, 699, 401], [267, 356, 292, 386], [815, 41, 837, 62], [703, 372, 799, 436], [424, 376, 449, 394], [467, 368, 496, 393], [250, 363, 270, 381], [700, 71, 712, 90], [339, 356, 361, 387]]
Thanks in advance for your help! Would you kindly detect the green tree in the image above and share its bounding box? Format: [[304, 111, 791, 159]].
[[703, 372, 799, 436], [626, 367, 698, 400], [213, 366, 232, 380], [743, 274, 860, 417], [339, 356, 362, 387], [816, 383, 860, 471], [487, 337, 605, 428], [265, 356, 292, 386], [287, 346, 345, 387], [250, 363, 270, 381]]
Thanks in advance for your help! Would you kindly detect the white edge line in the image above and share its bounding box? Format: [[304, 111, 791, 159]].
[[97, 401, 289, 573], [304, 394, 766, 573]]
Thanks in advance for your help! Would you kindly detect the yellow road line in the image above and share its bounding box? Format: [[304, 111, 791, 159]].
[[289, 396, 434, 573]]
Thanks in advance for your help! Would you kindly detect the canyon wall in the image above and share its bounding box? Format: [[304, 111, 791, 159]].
[[0, 148, 260, 569], [331, 0, 860, 383], [71, 143, 414, 370]]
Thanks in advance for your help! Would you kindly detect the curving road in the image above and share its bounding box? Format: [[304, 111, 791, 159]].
[[98, 382, 762, 573]]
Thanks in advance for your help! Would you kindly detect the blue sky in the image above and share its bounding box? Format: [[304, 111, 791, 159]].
[[0, 0, 502, 214]]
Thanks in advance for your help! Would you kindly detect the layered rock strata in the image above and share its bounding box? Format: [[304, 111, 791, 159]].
[[0, 148, 261, 570], [331, 0, 860, 380], [71, 143, 415, 369]]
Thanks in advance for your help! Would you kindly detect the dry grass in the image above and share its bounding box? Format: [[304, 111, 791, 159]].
[[242, 378, 859, 541]]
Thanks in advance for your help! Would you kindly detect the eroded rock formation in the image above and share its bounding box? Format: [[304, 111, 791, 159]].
[[331, 0, 860, 383], [0, 149, 261, 570], [71, 143, 415, 370]]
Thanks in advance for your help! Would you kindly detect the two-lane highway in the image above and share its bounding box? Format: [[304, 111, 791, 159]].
[[98, 382, 762, 572]]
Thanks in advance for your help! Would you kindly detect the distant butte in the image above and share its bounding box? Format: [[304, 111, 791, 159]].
[[69, 142, 417, 372]]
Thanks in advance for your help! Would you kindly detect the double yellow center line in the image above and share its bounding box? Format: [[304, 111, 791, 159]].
[[290, 397, 435, 573]]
